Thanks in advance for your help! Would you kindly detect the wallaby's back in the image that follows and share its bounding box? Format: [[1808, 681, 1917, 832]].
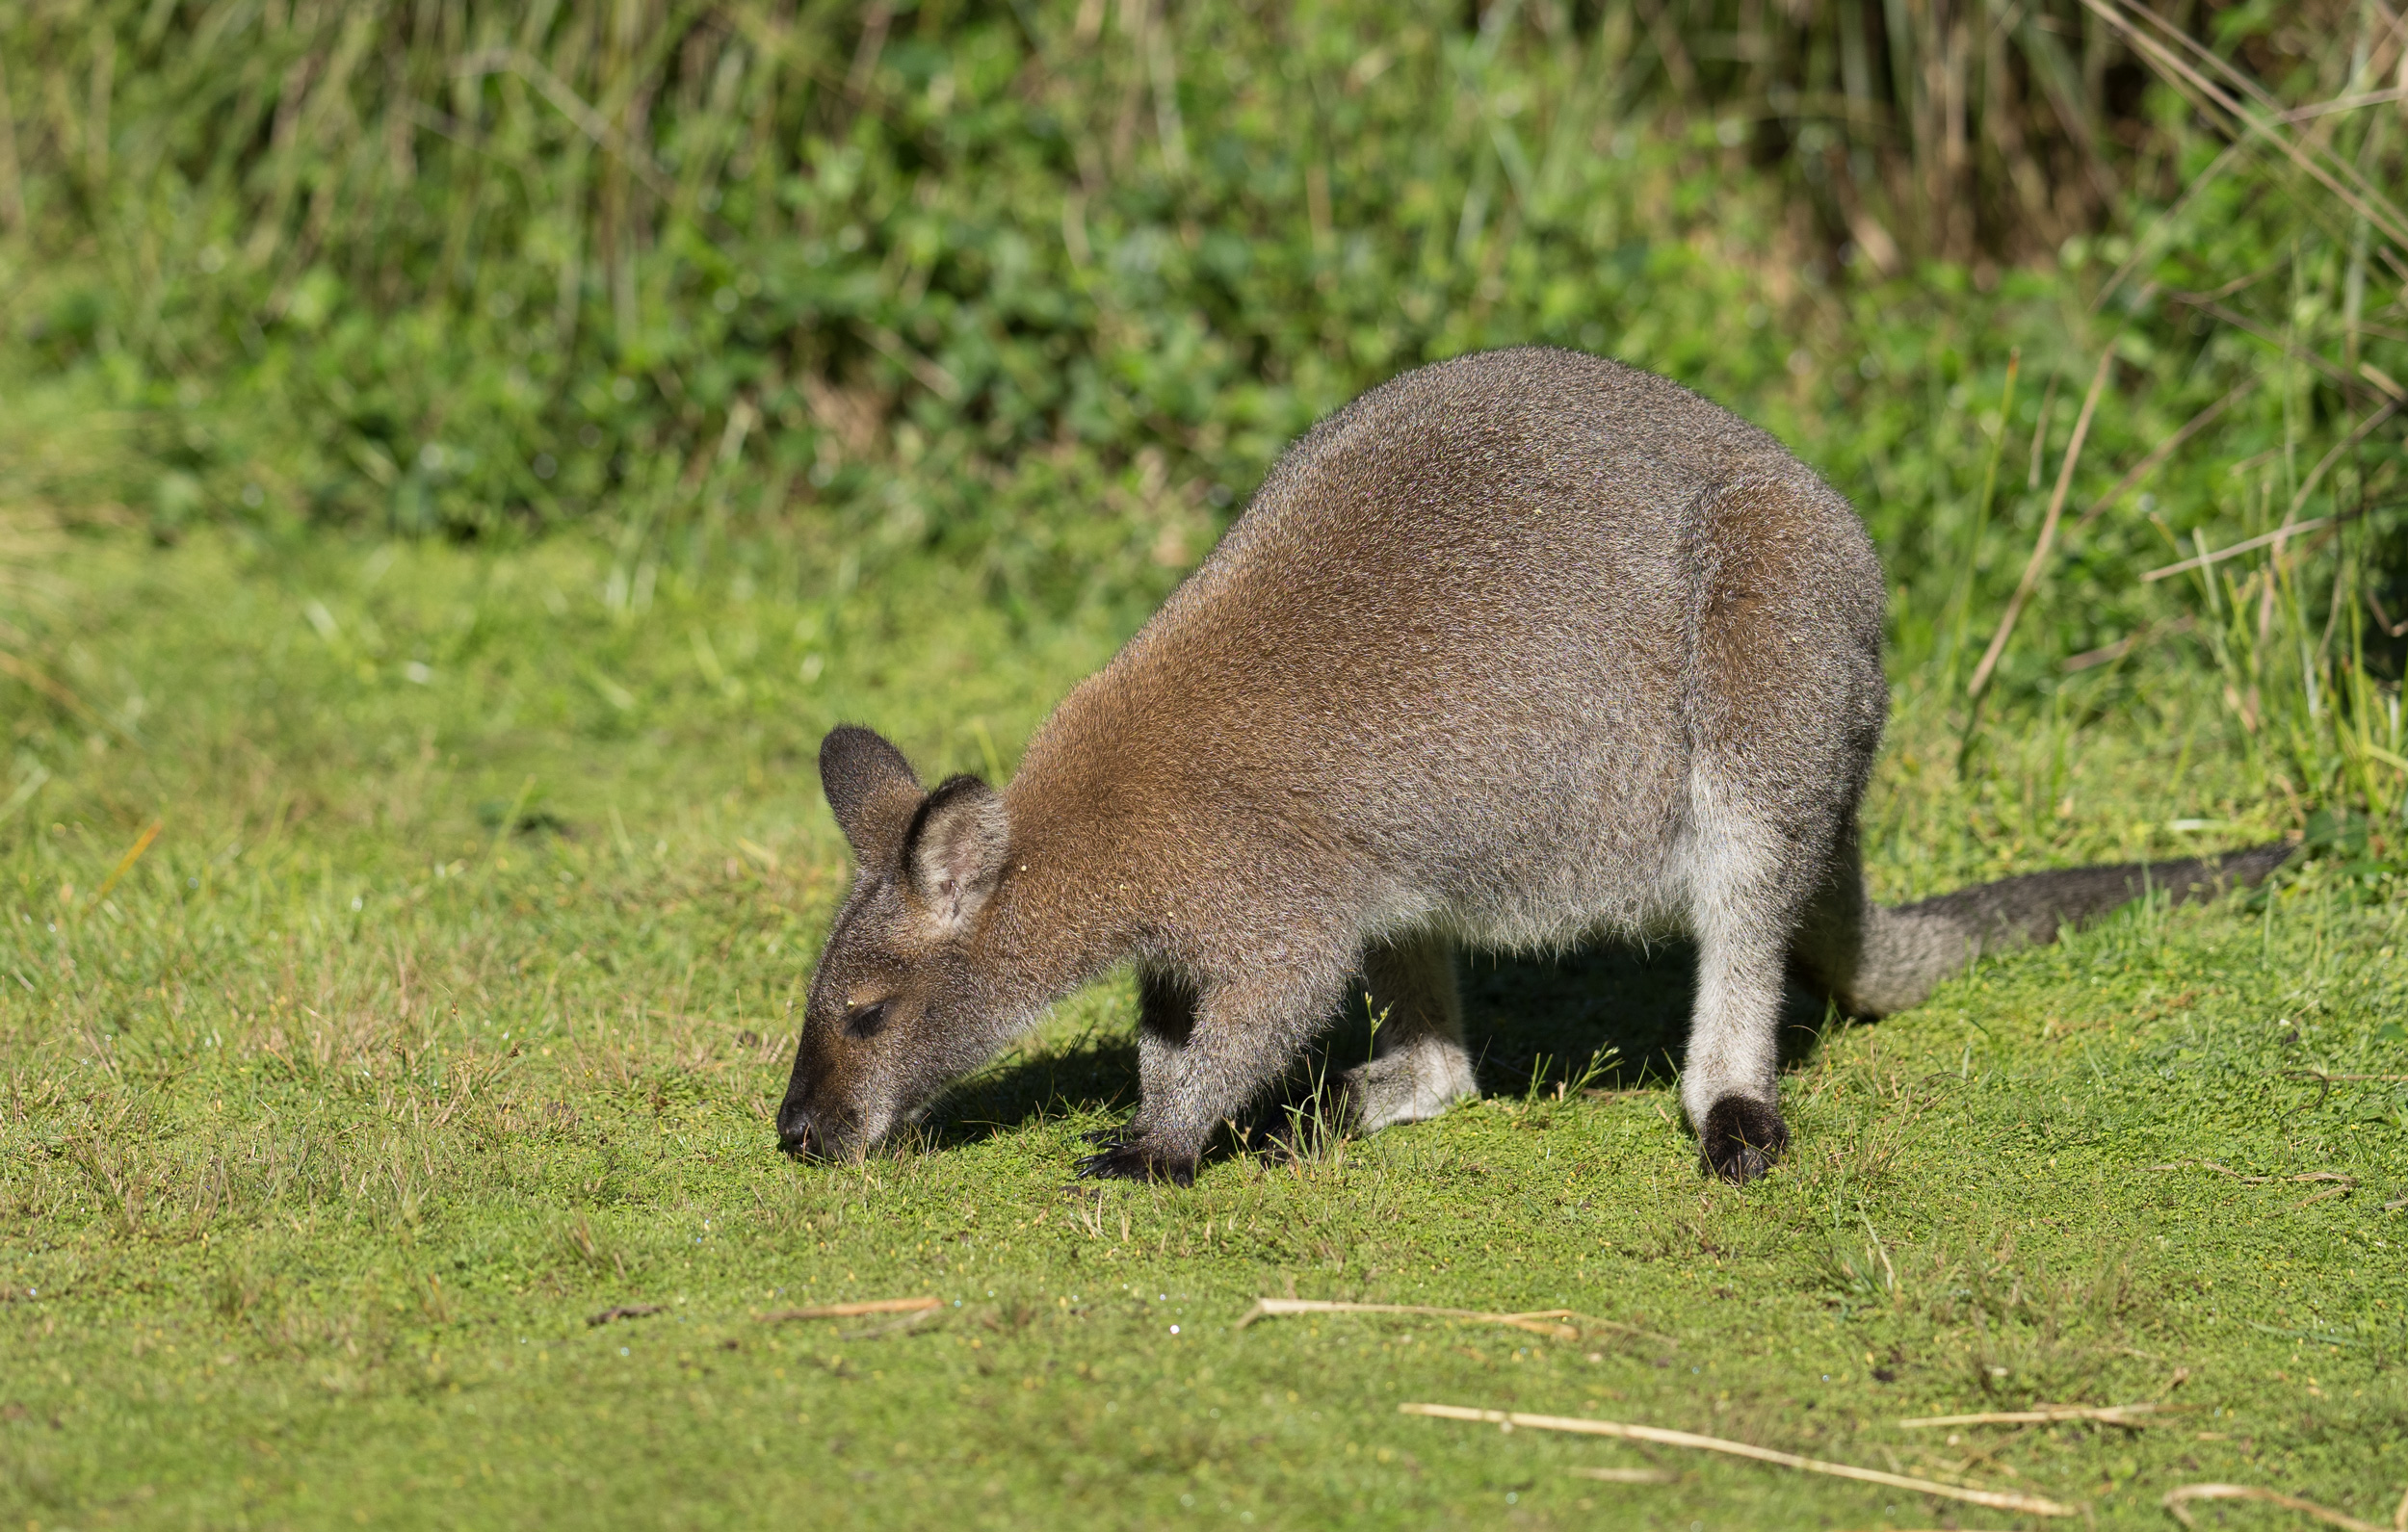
[[1011, 347, 1886, 955]]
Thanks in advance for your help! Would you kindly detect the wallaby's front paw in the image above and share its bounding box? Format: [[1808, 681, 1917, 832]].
[[1079, 1124, 1135, 1146], [1073, 1142, 1196, 1186], [1699, 1096, 1788, 1184]]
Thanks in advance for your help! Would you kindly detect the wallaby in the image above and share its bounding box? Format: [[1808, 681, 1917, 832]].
[[776, 347, 2290, 1184]]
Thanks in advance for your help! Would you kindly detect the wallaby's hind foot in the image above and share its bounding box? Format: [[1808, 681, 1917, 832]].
[[1699, 1096, 1789, 1183], [1338, 1038, 1477, 1131], [1341, 936, 1478, 1132]]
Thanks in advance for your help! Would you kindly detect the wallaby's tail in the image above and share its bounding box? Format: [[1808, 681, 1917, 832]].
[[1796, 842, 2294, 1018]]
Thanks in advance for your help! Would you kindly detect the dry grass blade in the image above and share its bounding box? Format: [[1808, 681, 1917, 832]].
[[760, 1295, 940, 1323], [2166, 292, 2374, 400], [2094, 142, 2248, 309], [1568, 1466, 1676, 1484], [2141, 515, 2350, 582], [0, 764, 49, 826], [2079, 0, 2408, 250], [1238, 1298, 1581, 1339], [1400, 1403, 2081, 1516], [0, 650, 103, 727], [2061, 615, 2195, 673], [2072, 380, 2257, 532], [1899, 1403, 2159, 1428], [1968, 348, 2117, 702], [94, 819, 163, 900], [839, 1307, 947, 1339], [2161, 1482, 2394, 1532], [449, 47, 674, 198], [856, 323, 963, 401], [2282, 399, 2405, 521], [2151, 1161, 2358, 1188]]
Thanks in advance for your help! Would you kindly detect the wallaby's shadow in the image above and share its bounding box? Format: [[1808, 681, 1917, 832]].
[[927, 939, 1842, 1150], [928, 1029, 1141, 1150], [1453, 939, 1836, 1094]]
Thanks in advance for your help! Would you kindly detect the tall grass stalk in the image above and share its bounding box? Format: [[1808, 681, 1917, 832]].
[[1939, 347, 2019, 698]]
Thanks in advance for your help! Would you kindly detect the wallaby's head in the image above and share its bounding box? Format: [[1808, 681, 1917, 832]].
[[777, 725, 1021, 1160]]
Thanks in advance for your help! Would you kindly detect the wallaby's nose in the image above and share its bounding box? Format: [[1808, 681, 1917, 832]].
[[776, 1107, 813, 1157]]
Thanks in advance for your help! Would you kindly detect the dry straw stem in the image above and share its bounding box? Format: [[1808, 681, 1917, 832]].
[[2151, 1161, 2356, 1189], [1399, 1403, 2080, 1517], [1967, 347, 2117, 703], [2162, 1481, 2408, 1532], [2166, 291, 2379, 402], [1237, 1299, 1583, 1340], [856, 322, 964, 401], [760, 1296, 940, 1323], [1567, 1466, 1676, 1484], [1898, 1403, 2160, 1428]]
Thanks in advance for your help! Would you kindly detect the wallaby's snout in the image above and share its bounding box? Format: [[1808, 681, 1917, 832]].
[[775, 947, 919, 1163], [774, 1061, 872, 1161], [775, 1019, 859, 1159], [772, 1090, 818, 1158], [773, 1000, 868, 1161]]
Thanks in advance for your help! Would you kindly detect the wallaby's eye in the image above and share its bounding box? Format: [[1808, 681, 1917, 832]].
[[844, 1000, 889, 1040]]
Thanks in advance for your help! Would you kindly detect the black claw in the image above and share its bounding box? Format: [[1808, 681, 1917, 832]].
[[1699, 1096, 1789, 1185], [1072, 1147, 1141, 1181], [1072, 1143, 1195, 1185]]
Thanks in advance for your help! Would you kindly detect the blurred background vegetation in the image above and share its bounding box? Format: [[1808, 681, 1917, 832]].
[[0, 0, 2402, 837]]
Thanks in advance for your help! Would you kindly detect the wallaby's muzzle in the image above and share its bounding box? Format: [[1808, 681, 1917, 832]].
[[775, 1098, 873, 1161], [774, 1059, 864, 1161], [775, 1017, 904, 1161], [773, 1098, 816, 1157]]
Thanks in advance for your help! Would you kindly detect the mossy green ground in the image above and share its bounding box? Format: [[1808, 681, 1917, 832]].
[[4, 532, 2405, 1531]]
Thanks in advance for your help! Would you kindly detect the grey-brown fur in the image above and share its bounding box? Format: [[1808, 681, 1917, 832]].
[[776, 347, 2290, 1184]]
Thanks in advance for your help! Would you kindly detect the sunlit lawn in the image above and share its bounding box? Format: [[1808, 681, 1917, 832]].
[[3, 532, 2403, 1530]]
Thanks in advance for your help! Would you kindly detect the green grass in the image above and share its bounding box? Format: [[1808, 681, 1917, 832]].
[[3, 8, 2405, 1523], [4, 529, 2404, 1530]]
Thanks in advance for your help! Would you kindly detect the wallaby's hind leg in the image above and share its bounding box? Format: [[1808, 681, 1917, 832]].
[[1679, 817, 1795, 1182], [1678, 477, 1887, 1183], [1340, 935, 1477, 1131]]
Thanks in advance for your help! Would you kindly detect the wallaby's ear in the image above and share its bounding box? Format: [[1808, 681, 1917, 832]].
[[903, 775, 1011, 932], [819, 726, 922, 866]]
